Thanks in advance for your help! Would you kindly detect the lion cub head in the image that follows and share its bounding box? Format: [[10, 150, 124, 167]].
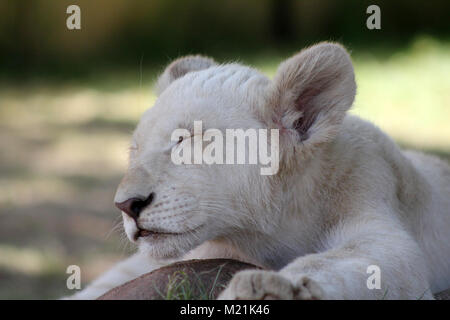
[[114, 43, 356, 259]]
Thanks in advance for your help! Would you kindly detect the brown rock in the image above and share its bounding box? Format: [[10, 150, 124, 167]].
[[98, 259, 261, 300], [98, 258, 450, 300]]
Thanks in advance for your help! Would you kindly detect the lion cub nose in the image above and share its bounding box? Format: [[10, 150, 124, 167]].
[[115, 192, 155, 220]]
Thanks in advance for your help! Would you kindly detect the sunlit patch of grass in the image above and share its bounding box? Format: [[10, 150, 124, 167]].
[[0, 177, 76, 208], [0, 245, 64, 275], [0, 87, 155, 129], [352, 36, 450, 151], [0, 243, 126, 298]]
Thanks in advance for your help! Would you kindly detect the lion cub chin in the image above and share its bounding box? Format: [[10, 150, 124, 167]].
[[71, 42, 450, 300]]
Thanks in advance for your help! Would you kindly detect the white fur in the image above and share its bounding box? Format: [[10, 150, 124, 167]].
[[72, 43, 450, 300]]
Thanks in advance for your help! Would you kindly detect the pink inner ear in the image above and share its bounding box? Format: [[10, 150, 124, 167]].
[[170, 64, 188, 80], [293, 86, 321, 138], [291, 71, 338, 138]]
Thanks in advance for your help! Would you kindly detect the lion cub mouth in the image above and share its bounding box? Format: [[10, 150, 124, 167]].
[[133, 224, 205, 242], [134, 228, 181, 241]]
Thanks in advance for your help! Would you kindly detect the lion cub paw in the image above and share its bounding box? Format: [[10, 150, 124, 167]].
[[217, 270, 323, 300]]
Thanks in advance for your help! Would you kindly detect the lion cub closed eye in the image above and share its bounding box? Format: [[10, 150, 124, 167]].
[[70, 42, 450, 300]]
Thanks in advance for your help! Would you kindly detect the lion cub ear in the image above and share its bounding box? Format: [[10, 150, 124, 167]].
[[269, 42, 356, 146], [156, 55, 217, 94]]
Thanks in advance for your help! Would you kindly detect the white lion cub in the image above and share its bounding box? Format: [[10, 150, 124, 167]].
[[72, 42, 450, 300]]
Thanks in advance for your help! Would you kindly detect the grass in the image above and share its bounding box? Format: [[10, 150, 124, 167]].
[[352, 36, 450, 151], [155, 265, 225, 300], [0, 35, 449, 299], [154, 271, 197, 300]]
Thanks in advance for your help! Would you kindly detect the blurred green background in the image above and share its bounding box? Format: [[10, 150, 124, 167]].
[[0, 0, 449, 299]]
